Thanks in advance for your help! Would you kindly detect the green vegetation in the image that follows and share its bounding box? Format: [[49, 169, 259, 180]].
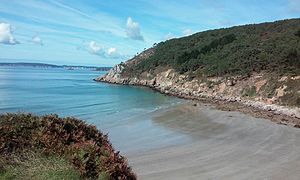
[[129, 18, 300, 77], [280, 92, 300, 107], [260, 77, 280, 98], [0, 152, 80, 180], [279, 78, 300, 107], [242, 86, 257, 97], [296, 29, 300, 37], [0, 113, 136, 180]]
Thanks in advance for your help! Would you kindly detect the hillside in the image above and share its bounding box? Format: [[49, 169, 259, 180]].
[[127, 18, 300, 77], [96, 18, 300, 119], [0, 62, 60, 68]]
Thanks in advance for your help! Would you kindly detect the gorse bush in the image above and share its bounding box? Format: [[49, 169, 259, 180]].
[[130, 18, 300, 77], [0, 113, 136, 180]]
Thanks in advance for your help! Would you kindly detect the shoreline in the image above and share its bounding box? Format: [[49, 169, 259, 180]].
[[125, 102, 300, 179], [95, 78, 300, 129]]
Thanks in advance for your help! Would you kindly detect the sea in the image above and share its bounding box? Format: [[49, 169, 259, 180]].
[[0, 67, 191, 153]]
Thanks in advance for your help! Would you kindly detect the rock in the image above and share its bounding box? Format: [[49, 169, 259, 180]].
[[150, 78, 156, 86], [95, 67, 300, 120], [226, 79, 236, 86]]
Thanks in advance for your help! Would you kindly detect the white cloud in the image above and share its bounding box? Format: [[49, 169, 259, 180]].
[[106, 47, 129, 59], [126, 17, 144, 41], [32, 34, 43, 45], [163, 32, 176, 41], [107, 47, 121, 59], [107, 47, 117, 56], [87, 41, 127, 59], [0, 23, 19, 45], [183, 29, 193, 36], [89, 41, 103, 54]]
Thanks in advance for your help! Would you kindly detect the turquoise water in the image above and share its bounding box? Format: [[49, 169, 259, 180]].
[[0, 67, 190, 153]]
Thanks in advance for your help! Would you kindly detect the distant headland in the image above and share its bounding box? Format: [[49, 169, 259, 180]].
[[0, 62, 112, 71]]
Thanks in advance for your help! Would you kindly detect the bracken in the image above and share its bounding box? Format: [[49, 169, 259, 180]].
[[0, 113, 136, 180]]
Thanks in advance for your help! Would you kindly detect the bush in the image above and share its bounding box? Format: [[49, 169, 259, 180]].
[[243, 86, 257, 97], [0, 113, 136, 180]]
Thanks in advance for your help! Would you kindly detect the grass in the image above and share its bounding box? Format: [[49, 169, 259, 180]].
[[260, 77, 280, 98], [0, 151, 80, 180], [243, 86, 257, 97]]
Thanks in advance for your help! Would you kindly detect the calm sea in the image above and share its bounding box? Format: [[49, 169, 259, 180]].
[[0, 67, 190, 153]]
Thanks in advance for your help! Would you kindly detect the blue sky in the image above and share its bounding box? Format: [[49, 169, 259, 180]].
[[0, 0, 299, 66]]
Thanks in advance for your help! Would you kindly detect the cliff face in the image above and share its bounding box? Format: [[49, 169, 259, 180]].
[[99, 63, 125, 81], [96, 61, 300, 120]]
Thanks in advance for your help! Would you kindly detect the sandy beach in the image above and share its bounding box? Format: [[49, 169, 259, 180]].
[[126, 103, 300, 180]]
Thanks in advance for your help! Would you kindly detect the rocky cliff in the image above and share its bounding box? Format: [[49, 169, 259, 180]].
[[95, 61, 300, 121]]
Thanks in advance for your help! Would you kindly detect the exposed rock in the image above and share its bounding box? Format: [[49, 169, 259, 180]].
[[95, 63, 125, 82], [255, 79, 267, 91], [291, 76, 300, 80], [226, 79, 236, 86], [218, 82, 226, 93], [95, 66, 300, 120], [276, 85, 287, 98], [279, 76, 288, 82]]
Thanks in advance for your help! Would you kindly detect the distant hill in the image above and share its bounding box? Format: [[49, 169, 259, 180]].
[[0, 62, 112, 71], [0, 62, 60, 68]]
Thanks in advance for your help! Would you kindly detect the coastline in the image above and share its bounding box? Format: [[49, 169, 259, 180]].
[[94, 76, 300, 128]]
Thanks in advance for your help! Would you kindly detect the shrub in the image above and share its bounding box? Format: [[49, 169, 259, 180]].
[[243, 86, 257, 97], [0, 113, 136, 180]]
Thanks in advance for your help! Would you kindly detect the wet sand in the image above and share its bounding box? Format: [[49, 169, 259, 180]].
[[126, 103, 300, 180]]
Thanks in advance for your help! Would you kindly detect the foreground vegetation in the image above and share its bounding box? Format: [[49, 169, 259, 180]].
[[0, 113, 136, 180], [127, 18, 300, 77], [0, 151, 80, 179]]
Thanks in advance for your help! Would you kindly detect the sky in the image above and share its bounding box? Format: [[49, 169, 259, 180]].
[[0, 0, 299, 66]]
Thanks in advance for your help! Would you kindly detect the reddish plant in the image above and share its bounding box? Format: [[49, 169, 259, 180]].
[[0, 113, 136, 179]]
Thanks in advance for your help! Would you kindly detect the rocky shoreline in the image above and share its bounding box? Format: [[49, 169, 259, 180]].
[[94, 64, 300, 128]]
